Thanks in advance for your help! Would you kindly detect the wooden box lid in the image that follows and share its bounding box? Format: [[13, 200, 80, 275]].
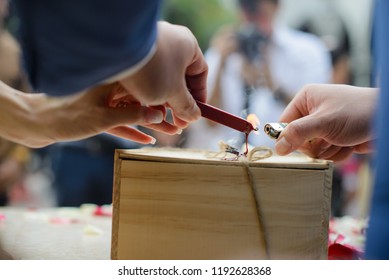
[[116, 148, 330, 169]]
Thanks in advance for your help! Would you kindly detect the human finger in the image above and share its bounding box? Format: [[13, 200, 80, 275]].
[[167, 87, 200, 123], [275, 114, 328, 155], [317, 145, 343, 160], [105, 82, 139, 108], [107, 126, 156, 144], [106, 103, 164, 124], [185, 45, 208, 102], [142, 120, 183, 135], [297, 137, 354, 161], [150, 105, 167, 119], [354, 141, 375, 154], [171, 111, 190, 128], [167, 44, 208, 122], [278, 88, 308, 123], [303, 138, 343, 159], [323, 147, 354, 162], [296, 138, 332, 159]]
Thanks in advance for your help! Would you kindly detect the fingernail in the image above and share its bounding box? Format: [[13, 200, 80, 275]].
[[117, 100, 130, 108], [150, 137, 157, 145], [275, 137, 292, 155], [147, 111, 163, 124], [176, 129, 183, 135]]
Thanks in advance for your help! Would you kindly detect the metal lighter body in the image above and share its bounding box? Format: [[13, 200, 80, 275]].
[[264, 123, 288, 140]]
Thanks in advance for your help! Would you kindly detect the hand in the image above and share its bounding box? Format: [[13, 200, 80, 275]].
[[0, 246, 12, 260], [241, 60, 262, 87], [240, 45, 273, 89], [211, 26, 238, 62], [275, 84, 378, 161], [117, 21, 208, 128], [0, 157, 25, 191], [0, 81, 170, 147]]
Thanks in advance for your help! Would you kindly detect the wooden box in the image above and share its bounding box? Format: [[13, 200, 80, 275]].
[[111, 148, 332, 260]]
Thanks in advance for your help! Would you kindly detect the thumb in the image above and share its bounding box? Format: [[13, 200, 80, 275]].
[[168, 87, 201, 123], [275, 115, 326, 155]]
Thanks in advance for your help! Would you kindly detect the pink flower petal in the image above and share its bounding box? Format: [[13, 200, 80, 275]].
[[93, 206, 112, 217], [49, 217, 81, 225]]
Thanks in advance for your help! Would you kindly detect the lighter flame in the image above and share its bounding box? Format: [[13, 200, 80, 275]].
[[247, 114, 260, 134]]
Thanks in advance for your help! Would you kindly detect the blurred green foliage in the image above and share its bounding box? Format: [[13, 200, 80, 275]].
[[162, 0, 238, 51]]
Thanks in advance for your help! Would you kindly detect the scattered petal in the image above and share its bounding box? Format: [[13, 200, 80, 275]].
[[80, 204, 98, 215], [83, 224, 103, 236], [50, 217, 81, 225], [93, 205, 112, 217]]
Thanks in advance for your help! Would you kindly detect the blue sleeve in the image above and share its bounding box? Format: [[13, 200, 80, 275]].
[[365, 0, 389, 259], [15, 0, 161, 96]]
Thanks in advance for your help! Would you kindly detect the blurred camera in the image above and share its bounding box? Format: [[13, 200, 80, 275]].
[[236, 24, 269, 61]]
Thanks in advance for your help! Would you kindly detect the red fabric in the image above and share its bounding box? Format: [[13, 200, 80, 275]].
[[328, 243, 364, 260]]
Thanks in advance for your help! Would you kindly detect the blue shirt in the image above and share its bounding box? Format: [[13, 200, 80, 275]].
[[365, 0, 389, 259], [14, 0, 161, 95]]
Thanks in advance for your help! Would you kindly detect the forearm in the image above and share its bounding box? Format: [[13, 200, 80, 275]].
[[0, 81, 48, 147]]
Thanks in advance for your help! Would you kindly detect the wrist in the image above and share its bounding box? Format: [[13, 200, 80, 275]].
[[0, 81, 55, 147]]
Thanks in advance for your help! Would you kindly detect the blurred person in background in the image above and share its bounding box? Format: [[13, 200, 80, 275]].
[[185, 0, 331, 151], [0, 139, 29, 206], [278, 0, 373, 87], [297, 11, 352, 84], [0, 0, 30, 206], [0, 0, 27, 91]]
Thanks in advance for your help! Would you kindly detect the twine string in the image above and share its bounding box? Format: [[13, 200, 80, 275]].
[[242, 158, 271, 259], [205, 142, 272, 258]]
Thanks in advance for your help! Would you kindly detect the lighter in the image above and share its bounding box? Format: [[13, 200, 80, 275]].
[[264, 123, 288, 140]]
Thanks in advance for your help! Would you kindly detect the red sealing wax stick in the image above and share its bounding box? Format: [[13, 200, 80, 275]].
[[195, 100, 257, 134]]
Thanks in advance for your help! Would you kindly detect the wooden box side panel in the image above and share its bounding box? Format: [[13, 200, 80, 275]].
[[251, 167, 331, 259], [112, 158, 332, 260], [115, 160, 266, 260], [111, 151, 122, 260], [321, 164, 333, 258]]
